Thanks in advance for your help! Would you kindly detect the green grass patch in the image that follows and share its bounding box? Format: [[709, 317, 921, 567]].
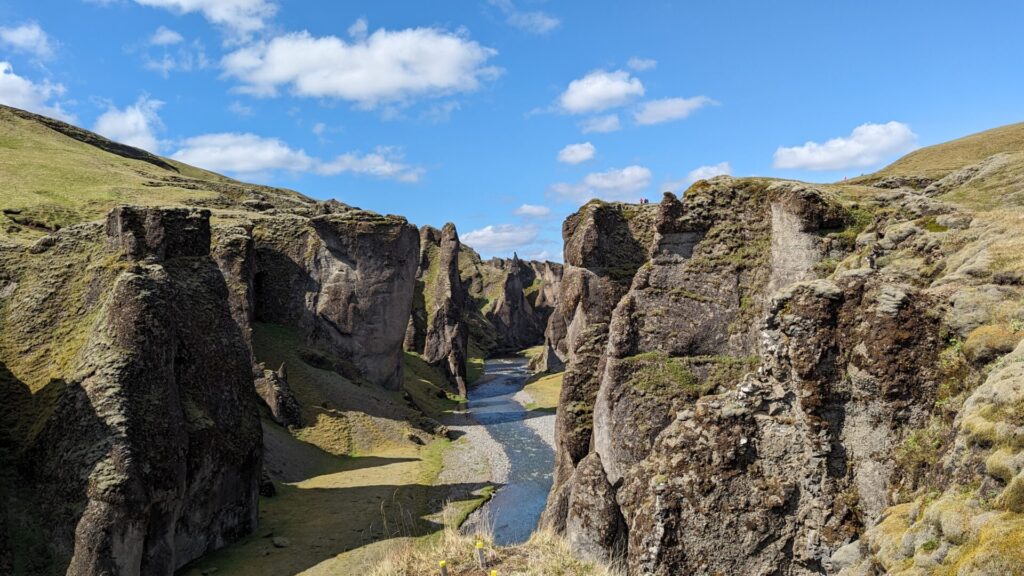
[[523, 371, 563, 412], [467, 339, 486, 384], [402, 352, 464, 419]]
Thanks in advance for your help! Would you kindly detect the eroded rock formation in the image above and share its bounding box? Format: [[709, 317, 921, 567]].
[[405, 224, 470, 395], [541, 173, 1024, 574], [1, 207, 263, 574]]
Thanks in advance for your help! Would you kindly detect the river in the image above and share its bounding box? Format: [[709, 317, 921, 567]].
[[460, 357, 556, 545]]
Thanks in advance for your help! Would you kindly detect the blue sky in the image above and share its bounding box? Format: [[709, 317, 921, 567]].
[[1, 1, 1022, 260]]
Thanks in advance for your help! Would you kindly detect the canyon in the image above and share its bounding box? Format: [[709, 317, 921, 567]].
[[2, 103, 1024, 576]]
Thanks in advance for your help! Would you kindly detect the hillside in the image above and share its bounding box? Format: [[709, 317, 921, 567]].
[[852, 121, 1024, 211], [0, 104, 317, 245]]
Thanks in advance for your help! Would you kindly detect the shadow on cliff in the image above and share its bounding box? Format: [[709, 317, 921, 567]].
[[0, 362, 114, 575]]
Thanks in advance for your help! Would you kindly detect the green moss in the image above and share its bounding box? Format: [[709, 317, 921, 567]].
[[668, 287, 713, 303], [622, 352, 710, 398], [827, 207, 874, 249], [894, 418, 949, 490], [916, 215, 950, 233]]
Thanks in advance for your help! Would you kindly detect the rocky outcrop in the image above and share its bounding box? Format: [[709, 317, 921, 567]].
[[246, 209, 419, 390], [255, 363, 301, 428], [457, 246, 563, 359], [405, 224, 470, 395], [542, 198, 660, 532], [544, 169, 1024, 575], [486, 255, 547, 353], [2, 206, 263, 574]]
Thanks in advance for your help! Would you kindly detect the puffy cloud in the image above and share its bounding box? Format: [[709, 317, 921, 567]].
[[221, 25, 500, 109], [171, 133, 423, 183], [557, 142, 595, 164], [627, 57, 656, 71], [132, 0, 276, 36], [93, 97, 165, 152], [462, 224, 539, 253], [580, 114, 620, 134], [0, 23, 55, 59], [559, 70, 644, 114], [550, 165, 652, 203], [514, 204, 551, 217], [488, 0, 560, 34], [773, 121, 918, 171], [172, 133, 314, 175], [316, 147, 424, 183], [633, 96, 715, 125], [687, 161, 732, 183], [150, 25, 184, 45], [0, 62, 73, 121]]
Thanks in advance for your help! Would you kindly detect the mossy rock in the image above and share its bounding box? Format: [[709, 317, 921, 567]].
[[964, 324, 1023, 364]]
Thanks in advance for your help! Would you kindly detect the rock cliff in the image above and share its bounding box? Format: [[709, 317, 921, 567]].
[[458, 247, 563, 358], [1, 207, 262, 574], [405, 223, 470, 395], [542, 132, 1024, 575]]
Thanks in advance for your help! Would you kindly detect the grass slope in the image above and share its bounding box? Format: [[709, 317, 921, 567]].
[[0, 104, 312, 245], [862, 122, 1024, 182], [179, 325, 488, 575]]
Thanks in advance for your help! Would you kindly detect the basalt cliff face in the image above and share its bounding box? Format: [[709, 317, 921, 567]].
[[403, 224, 563, 394], [542, 122, 1024, 575], [458, 247, 563, 358], [1, 207, 263, 575], [405, 223, 471, 395]]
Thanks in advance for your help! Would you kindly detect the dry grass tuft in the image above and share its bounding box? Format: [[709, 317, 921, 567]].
[[369, 520, 620, 576]]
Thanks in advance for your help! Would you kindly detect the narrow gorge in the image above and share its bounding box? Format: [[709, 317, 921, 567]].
[[3, 104, 1024, 576]]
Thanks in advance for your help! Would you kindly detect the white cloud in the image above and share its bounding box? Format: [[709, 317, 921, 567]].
[[0, 62, 73, 121], [514, 204, 551, 217], [144, 40, 209, 77], [627, 57, 656, 71], [550, 165, 652, 203], [488, 0, 560, 34], [580, 114, 620, 134], [687, 161, 732, 183], [633, 96, 715, 125], [227, 100, 253, 116], [557, 142, 595, 164], [172, 133, 314, 175], [171, 133, 424, 182], [773, 121, 918, 171], [221, 26, 500, 109], [463, 224, 539, 253], [347, 18, 368, 41], [312, 122, 326, 136], [316, 147, 424, 183], [93, 97, 165, 152], [559, 70, 644, 114], [524, 249, 553, 261], [0, 23, 55, 59], [132, 0, 276, 36], [150, 25, 184, 45]]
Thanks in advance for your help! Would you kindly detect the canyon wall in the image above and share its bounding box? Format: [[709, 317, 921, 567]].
[[0, 207, 263, 575], [542, 172, 1024, 574]]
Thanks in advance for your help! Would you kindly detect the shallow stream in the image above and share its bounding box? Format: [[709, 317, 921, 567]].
[[463, 357, 556, 545]]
